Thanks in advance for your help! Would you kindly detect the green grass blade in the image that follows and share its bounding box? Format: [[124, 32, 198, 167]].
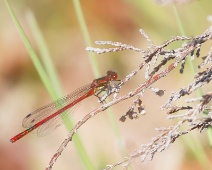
[[26, 11, 94, 170], [4, 0, 53, 95], [72, 1, 127, 169], [26, 11, 63, 98], [5, 1, 94, 169], [73, 0, 100, 78]]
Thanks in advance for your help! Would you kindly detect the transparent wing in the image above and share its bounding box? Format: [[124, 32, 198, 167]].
[[37, 102, 81, 137], [22, 84, 91, 136]]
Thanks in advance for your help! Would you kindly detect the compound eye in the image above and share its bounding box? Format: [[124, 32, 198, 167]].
[[114, 74, 117, 80], [107, 70, 118, 80]]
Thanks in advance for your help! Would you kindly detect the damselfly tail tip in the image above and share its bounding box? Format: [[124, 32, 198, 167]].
[[10, 135, 19, 143], [10, 138, 16, 143]]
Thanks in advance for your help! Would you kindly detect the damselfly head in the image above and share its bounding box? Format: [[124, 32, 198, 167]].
[[107, 70, 118, 80]]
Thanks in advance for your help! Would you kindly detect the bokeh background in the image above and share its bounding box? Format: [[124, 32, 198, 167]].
[[1, 0, 212, 170]]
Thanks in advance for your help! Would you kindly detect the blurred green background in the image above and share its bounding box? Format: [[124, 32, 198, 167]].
[[0, 0, 212, 170]]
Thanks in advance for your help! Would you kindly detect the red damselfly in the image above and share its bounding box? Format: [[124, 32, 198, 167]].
[[10, 71, 118, 143]]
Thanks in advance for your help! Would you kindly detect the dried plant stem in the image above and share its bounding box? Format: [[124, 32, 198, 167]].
[[46, 38, 198, 169], [46, 25, 212, 170]]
